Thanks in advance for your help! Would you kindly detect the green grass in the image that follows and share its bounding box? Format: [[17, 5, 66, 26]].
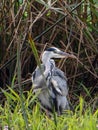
[[0, 88, 98, 130]]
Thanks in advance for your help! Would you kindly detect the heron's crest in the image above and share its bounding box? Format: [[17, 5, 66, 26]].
[[46, 47, 57, 52]]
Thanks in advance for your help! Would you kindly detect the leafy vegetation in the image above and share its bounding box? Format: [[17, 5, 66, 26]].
[[0, 0, 98, 129], [0, 88, 98, 130]]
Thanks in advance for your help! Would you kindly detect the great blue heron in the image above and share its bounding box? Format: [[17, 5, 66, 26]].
[[32, 47, 74, 114]]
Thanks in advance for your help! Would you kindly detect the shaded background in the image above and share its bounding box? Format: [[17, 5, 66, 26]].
[[0, 0, 98, 109]]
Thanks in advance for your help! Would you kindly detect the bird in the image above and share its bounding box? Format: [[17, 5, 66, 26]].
[[31, 47, 74, 114]]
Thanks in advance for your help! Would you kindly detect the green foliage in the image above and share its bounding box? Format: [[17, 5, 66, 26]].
[[0, 89, 98, 129], [28, 34, 41, 66]]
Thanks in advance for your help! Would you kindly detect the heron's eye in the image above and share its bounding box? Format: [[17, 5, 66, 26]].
[[53, 49, 57, 53], [53, 50, 60, 55]]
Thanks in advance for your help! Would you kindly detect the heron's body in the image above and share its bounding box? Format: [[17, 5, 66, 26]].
[[32, 47, 72, 114]]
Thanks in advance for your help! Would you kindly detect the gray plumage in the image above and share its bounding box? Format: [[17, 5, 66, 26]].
[[32, 47, 71, 114]]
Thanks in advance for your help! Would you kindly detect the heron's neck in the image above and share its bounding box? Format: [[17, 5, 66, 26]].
[[42, 58, 55, 73], [45, 59, 52, 72], [42, 53, 55, 74]]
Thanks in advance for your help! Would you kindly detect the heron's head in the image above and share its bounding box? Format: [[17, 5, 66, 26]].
[[42, 47, 74, 63]]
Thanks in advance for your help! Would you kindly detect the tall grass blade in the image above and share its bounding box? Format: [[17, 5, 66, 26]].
[[17, 42, 29, 129]]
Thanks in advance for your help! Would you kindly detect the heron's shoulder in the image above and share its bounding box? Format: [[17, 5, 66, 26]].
[[54, 67, 67, 80], [32, 64, 45, 79], [36, 64, 45, 70]]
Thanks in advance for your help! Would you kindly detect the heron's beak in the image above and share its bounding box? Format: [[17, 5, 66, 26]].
[[59, 51, 76, 59]]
